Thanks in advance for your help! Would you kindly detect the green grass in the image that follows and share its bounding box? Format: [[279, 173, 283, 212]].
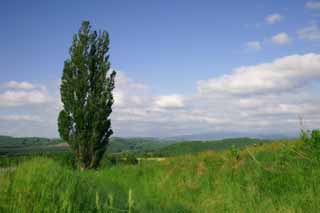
[[1, 139, 320, 212]]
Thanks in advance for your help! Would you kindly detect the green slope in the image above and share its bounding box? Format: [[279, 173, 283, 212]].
[[107, 137, 173, 153], [152, 138, 271, 156], [0, 136, 64, 156], [0, 135, 285, 157]]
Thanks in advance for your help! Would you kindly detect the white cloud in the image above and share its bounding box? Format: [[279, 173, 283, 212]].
[[113, 90, 125, 107], [265, 13, 283, 24], [0, 115, 41, 122], [113, 71, 149, 108], [245, 41, 262, 51], [197, 54, 320, 95], [238, 98, 263, 109], [3, 81, 35, 90], [2, 55, 320, 138], [0, 80, 60, 137], [306, 1, 320, 9], [111, 55, 320, 137], [0, 89, 50, 107], [154, 95, 184, 108], [297, 23, 320, 41], [271, 32, 291, 45], [0, 81, 50, 107], [115, 72, 147, 90]]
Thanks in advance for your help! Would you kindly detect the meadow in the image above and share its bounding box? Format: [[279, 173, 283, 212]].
[[1, 136, 320, 212]]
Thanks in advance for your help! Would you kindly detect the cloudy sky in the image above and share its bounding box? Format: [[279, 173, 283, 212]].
[[1, 0, 320, 138]]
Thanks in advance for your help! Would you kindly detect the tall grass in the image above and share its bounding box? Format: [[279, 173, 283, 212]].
[[1, 139, 320, 212]]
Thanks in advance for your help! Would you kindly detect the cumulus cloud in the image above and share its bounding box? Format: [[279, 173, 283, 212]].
[[111, 54, 320, 137], [0, 90, 50, 107], [306, 1, 320, 9], [245, 41, 262, 51], [0, 81, 50, 107], [154, 95, 184, 108], [3, 81, 35, 90], [0, 80, 61, 137], [271, 32, 291, 45], [113, 71, 149, 108], [197, 54, 320, 95], [265, 13, 283, 24], [2, 54, 320, 138], [297, 23, 320, 41]]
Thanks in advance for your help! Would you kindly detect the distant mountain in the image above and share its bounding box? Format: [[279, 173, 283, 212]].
[[107, 137, 175, 153], [0, 134, 295, 157], [166, 132, 294, 141], [0, 136, 64, 156], [152, 138, 272, 157]]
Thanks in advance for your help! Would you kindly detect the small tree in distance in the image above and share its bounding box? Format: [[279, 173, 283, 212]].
[[58, 21, 116, 170]]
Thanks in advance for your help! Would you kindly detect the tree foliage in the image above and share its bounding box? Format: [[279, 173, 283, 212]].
[[58, 21, 116, 169]]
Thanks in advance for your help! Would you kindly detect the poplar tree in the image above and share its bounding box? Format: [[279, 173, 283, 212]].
[[58, 21, 116, 170]]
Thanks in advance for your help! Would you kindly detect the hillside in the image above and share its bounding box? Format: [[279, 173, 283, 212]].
[[166, 132, 292, 141], [0, 135, 279, 157], [151, 138, 270, 157], [0, 136, 64, 156], [107, 137, 174, 153], [0, 136, 174, 156]]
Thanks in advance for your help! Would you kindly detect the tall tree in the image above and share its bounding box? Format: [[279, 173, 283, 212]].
[[58, 21, 116, 170]]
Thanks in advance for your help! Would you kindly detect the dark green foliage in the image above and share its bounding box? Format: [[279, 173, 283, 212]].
[[126, 154, 139, 165], [301, 129, 320, 146], [109, 155, 118, 165], [58, 21, 116, 169], [103, 154, 139, 166], [301, 129, 320, 159], [229, 145, 240, 160]]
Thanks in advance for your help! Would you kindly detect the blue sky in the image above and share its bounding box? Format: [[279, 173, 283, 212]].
[[1, 0, 320, 137]]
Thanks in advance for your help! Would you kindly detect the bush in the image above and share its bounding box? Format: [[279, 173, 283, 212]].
[[229, 145, 240, 160], [126, 154, 139, 165], [301, 129, 320, 146], [109, 155, 118, 165], [301, 129, 320, 160]]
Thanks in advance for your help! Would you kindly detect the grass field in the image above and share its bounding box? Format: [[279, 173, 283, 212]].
[[1, 137, 320, 212]]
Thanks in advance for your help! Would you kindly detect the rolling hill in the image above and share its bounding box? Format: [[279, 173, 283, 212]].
[[0, 136, 174, 156], [0, 135, 289, 157], [151, 137, 271, 157]]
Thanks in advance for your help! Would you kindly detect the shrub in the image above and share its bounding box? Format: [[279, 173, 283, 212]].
[[126, 154, 139, 165], [229, 145, 240, 160]]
